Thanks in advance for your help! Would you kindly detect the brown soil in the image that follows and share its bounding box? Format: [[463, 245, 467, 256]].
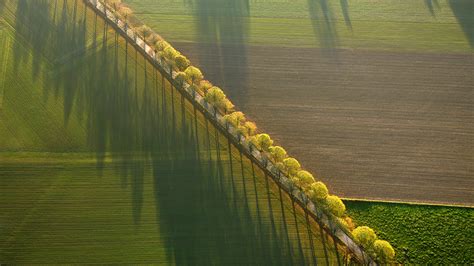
[[173, 42, 474, 206]]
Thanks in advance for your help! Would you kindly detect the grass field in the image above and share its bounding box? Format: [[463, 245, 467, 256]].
[[124, 0, 472, 52], [345, 200, 474, 264], [124, 0, 474, 206], [0, 0, 348, 263]]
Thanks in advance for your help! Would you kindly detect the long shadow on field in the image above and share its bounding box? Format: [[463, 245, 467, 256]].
[[449, 0, 474, 47], [307, 0, 339, 52], [12, 0, 150, 222], [340, 0, 352, 29], [0, 0, 6, 15], [13, 0, 52, 78], [424, 0, 440, 16], [9, 0, 332, 263], [193, 0, 249, 107], [150, 118, 302, 265], [12, 0, 88, 123]]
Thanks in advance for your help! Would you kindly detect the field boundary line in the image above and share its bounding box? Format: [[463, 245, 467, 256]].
[[343, 197, 474, 209]]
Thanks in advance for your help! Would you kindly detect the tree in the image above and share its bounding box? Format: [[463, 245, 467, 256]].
[[337, 216, 355, 231], [253, 134, 273, 152], [106, 0, 121, 10], [283, 157, 300, 176], [325, 195, 346, 217], [296, 170, 315, 189], [174, 72, 186, 87], [198, 80, 213, 95], [185, 66, 203, 86], [223, 111, 245, 128], [337, 217, 350, 230], [222, 98, 235, 114], [243, 121, 257, 137], [146, 33, 160, 45], [155, 40, 170, 52], [117, 5, 133, 22], [352, 226, 377, 249], [373, 240, 395, 263], [308, 181, 328, 201], [268, 145, 287, 162], [344, 216, 356, 231], [175, 55, 190, 71], [163, 46, 180, 74], [155, 41, 170, 64], [205, 86, 226, 116], [136, 25, 152, 39]]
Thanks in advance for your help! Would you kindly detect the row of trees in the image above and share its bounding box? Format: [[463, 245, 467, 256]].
[[103, 0, 395, 263]]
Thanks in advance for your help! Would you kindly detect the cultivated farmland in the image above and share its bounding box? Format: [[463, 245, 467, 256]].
[[124, 0, 474, 206], [1, 0, 348, 263]]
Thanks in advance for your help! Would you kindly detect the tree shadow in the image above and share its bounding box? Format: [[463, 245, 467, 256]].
[[12, 0, 52, 76], [449, 0, 473, 47], [0, 0, 6, 15], [9, 0, 342, 263], [307, 0, 339, 52], [426, 0, 473, 47], [149, 116, 300, 265], [340, 0, 352, 29], [193, 0, 249, 107], [307, 0, 354, 54], [424, 0, 440, 16]]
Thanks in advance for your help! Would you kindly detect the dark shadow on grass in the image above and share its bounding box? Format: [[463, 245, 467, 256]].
[[449, 0, 474, 47], [0, 0, 6, 15], [308, 0, 339, 52], [424, 0, 440, 16], [193, 0, 249, 107], [340, 0, 352, 29], [13, 0, 52, 75], [150, 118, 298, 265], [10, 0, 340, 262]]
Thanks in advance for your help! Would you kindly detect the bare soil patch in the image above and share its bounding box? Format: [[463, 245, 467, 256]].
[[174, 42, 474, 206]]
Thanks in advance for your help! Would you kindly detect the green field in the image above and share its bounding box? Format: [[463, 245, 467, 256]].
[[0, 0, 347, 263], [345, 200, 474, 264], [124, 0, 473, 52]]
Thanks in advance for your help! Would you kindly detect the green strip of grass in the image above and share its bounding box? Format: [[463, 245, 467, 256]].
[[344, 200, 474, 264], [124, 0, 472, 53]]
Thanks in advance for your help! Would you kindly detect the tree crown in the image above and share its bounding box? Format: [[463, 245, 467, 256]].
[[325, 195, 346, 217], [136, 25, 152, 38], [308, 181, 328, 201], [243, 121, 257, 137], [352, 226, 377, 248], [205, 86, 226, 107], [175, 55, 190, 71], [283, 157, 300, 176], [269, 145, 287, 162], [185, 66, 204, 85], [254, 134, 273, 151], [223, 111, 246, 128], [296, 170, 315, 188], [198, 80, 213, 95], [222, 98, 235, 114], [174, 72, 186, 86], [155, 40, 170, 52], [374, 240, 395, 262]]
